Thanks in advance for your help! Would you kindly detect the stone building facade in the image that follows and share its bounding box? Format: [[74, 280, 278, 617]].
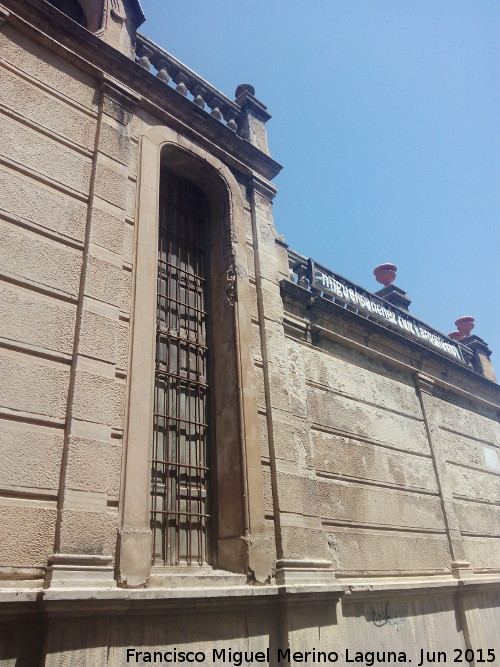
[[0, 1, 499, 664]]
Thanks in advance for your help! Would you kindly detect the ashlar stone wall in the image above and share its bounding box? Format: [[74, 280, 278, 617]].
[[275, 273, 500, 580], [0, 16, 137, 580]]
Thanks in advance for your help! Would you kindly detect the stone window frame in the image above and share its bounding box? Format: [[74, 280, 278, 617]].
[[118, 125, 270, 587]]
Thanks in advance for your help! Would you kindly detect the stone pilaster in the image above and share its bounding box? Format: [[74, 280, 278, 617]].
[[249, 175, 333, 580], [414, 372, 472, 576], [462, 335, 496, 382], [45, 78, 140, 589], [236, 85, 272, 156]]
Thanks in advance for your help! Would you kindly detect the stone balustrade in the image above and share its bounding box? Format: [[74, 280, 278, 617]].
[[135, 34, 241, 132], [288, 250, 310, 289]]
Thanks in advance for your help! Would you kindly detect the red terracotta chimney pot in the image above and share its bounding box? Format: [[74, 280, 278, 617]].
[[455, 316, 475, 337], [448, 331, 463, 341], [374, 263, 397, 287]]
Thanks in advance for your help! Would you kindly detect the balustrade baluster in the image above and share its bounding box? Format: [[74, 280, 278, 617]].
[[222, 107, 238, 131], [295, 264, 309, 289], [207, 96, 223, 121], [192, 85, 207, 109], [173, 72, 189, 96], [155, 58, 170, 83], [137, 45, 153, 71]]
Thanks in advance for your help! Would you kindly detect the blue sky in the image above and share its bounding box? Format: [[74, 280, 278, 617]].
[[140, 0, 500, 357]]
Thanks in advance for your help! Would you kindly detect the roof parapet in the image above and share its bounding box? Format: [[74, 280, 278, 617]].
[[134, 34, 272, 154]]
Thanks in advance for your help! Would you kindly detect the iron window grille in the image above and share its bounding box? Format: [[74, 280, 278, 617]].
[[151, 172, 211, 566]]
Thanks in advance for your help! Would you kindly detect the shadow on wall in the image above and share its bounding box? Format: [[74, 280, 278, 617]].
[[0, 618, 46, 667], [0, 599, 342, 665]]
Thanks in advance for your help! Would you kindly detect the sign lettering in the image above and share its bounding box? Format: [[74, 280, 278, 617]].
[[308, 259, 463, 362]]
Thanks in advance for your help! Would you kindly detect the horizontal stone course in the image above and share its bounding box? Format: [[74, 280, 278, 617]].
[[305, 347, 421, 417], [0, 423, 63, 492], [281, 525, 331, 560], [59, 508, 118, 557], [0, 66, 96, 149], [449, 464, 499, 502], [327, 528, 451, 573], [0, 503, 57, 567], [0, 114, 92, 193], [318, 479, 444, 530], [454, 500, 500, 537], [0, 168, 88, 243], [441, 428, 500, 471], [79, 309, 118, 363], [462, 536, 500, 571], [312, 430, 437, 491], [98, 119, 132, 166], [65, 436, 120, 496], [0, 223, 82, 297], [0, 353, 69, 420], [0, 283, 76, 356], [307, 387, 428, 454], [434, 398, 500, 446], [71, 370, 115, 426], [94, 161, 128, 208], [90, 207, 126, 255], [0, 26, 98, 110], [85, 255, 122, 305]]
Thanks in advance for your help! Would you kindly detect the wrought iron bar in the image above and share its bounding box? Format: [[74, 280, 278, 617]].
[[151, 171, 211, 567]]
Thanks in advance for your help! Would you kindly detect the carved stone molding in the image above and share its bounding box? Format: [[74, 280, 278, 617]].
[[249, 174, 278, 202], [100, 78, 141, 124], [414, 372, 435, 395], [0, 4, 10, 26], [44, 554, 115, 589], [275, 559, 336, 586]]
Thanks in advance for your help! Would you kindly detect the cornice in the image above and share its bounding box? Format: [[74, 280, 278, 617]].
[[280, 280, 500, 410], [1, 0, 283, 182]]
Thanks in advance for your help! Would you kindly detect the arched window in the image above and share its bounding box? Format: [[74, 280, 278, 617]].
[[46, 0, 87, 27], [151, 172, 212, 566], [119, 129, 269, 587]]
